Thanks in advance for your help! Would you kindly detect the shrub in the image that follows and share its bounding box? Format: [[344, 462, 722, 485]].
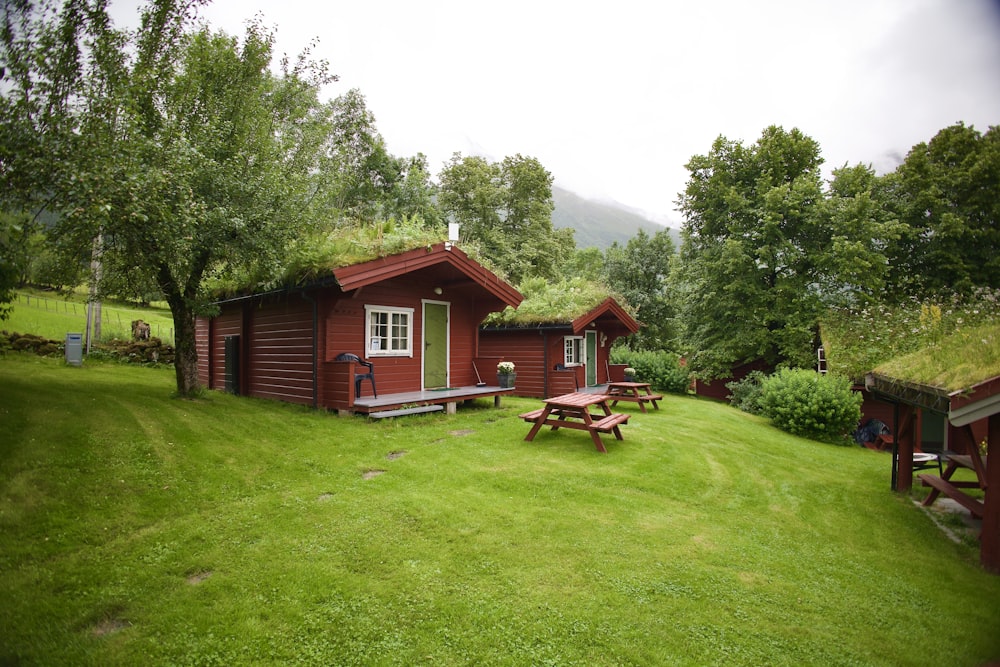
[[610, 349, 690, 394], [726, 370, 767, 414], [759, 369, 862, 443]]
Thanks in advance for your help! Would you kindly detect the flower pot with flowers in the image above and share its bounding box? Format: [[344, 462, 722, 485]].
[[624, 367, 637, 382], [497, 361, 516, 388]]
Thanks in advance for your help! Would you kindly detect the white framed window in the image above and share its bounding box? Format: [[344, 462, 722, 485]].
[[564, 336, 585, 366], [365, 305, 414, 357]]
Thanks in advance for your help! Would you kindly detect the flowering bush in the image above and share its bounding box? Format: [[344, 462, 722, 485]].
[[497, 361, 515, 374], [759, 369, 861, 443]]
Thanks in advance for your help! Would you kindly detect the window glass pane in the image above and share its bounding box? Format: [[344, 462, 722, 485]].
[[365, 306, 413, 356], [370, 312, 388, 350], [564, 337, 583, 364]]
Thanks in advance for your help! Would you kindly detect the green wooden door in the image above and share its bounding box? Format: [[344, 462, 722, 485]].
[[586, 330, 598, 386], [423, 302, 448, 388]]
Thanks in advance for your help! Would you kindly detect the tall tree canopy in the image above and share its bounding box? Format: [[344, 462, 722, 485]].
[[437, 153, 573, 284], [883, 122, 1000, 297], [0, 0, 339, 395], [675, 125, 894, 378], [316, 88, 441, 225], [603, 228, 676, 351]]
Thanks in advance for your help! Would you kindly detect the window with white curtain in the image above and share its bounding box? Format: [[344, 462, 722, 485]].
[[365, 305, 414, 357]]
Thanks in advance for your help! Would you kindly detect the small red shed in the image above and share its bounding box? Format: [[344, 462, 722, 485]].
[[478, 296, 640, 398], [195, 242, 523, 414]]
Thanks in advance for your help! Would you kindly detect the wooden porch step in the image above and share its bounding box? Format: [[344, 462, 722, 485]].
[[369, 405, 444, 419]]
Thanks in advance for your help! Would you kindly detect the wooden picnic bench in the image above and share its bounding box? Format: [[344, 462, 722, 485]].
[[920, 453, 988, 519], [519, 392, 630, 453], [604, 381, 663, 413]]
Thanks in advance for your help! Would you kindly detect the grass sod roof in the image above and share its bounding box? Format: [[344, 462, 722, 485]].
[[820, 291, 1000, 385], [204, 218, 505, 299], [482, 277, 634, 327], [873, 321, 1000, 394]]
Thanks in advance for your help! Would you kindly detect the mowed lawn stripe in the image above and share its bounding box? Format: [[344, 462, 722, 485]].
[[1, 354, 998, 665]]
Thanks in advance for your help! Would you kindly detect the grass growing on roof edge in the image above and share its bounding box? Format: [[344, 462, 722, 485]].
[[484, 276, 631, 327], [874, 321, 1000, 392], [1, 354, 999, 666]]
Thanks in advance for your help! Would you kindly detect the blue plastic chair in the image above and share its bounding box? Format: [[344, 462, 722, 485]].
[[335, 353, 377, 398]]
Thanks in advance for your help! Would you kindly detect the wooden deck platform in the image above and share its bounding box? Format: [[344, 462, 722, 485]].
[[350, 385, 516, 415]]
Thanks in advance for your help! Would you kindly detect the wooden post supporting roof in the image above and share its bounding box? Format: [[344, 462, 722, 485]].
[[985, 414, 999, 573], [868, 372, 999, 574]]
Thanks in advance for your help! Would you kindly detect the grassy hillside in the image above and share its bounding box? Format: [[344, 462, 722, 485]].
[[1, 355, 998, 665], [552, 186, 681, 250], [3, 289, 175, 344]]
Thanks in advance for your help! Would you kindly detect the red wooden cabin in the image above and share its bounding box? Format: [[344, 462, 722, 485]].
[[195, 243, 523, 415], [478, 297, 640, 398]]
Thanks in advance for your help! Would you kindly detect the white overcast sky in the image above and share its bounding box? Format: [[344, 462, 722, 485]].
[[110, 0, 1000, 224]]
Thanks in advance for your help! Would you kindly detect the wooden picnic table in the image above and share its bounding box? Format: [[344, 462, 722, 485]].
[[920, 452, 989, 518], [519, 392, 630, 453], [604, 381, 663, 413]]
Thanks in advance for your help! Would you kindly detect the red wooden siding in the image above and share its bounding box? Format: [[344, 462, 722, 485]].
[[247, 298, 314, 405], [321, 282, 423, 399], [693, 360, 772, 401], [317, 280, 485, 408], [479, 328, 601, 398], [479, 329, 546, 397], [857, 387, 896, 435], [480, 322, 627, 398], [333, 243, 522, 312], [447, 301, 481, 388]]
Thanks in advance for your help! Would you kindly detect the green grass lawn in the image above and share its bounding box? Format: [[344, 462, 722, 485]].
[[1, 354, 998, 666], [4, 289, 175, 344]]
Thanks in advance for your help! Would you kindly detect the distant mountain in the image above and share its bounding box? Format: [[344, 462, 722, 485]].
[[551, 187, 680, 250]]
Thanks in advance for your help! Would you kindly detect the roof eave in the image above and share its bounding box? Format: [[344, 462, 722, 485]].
[[948, 375, 1000, 427], [333, 242, 522, 308], [866, 371, 1000, 426], [570, 297, 640, 335]]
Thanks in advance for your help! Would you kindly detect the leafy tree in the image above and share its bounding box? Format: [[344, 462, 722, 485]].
[[821, 162, 902, 306], [885, 122, 1000, 297], [0, 214, 21, 320], [438, 153, 573, 283], [675, 126, 831, 378], [1, 0, 338, 395], [562, 246, 605, 282], [603, 228, 676, 350], [0, 211, 31, 290], [383, 153, 442, 228], [319, 88, 410, 223]]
